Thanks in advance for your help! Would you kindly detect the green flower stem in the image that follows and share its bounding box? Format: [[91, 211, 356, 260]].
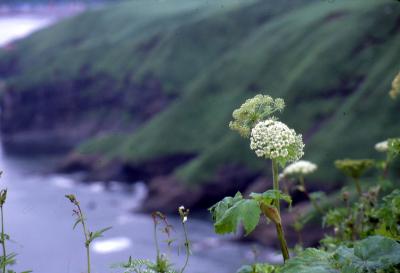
[[383, 159, 389, 179], [1, 205, 6, 273], [275, 222, 290, 262], [153, 218, 160, 260], [180, 222, 190, 273], [354, 178, 362, 197], [271, 160, 290, 262], [77, 205, 91, 273], [272, 160, 280, 212]]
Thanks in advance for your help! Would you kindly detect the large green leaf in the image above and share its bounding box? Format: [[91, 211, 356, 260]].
[[278, 249, 339, 273], [250, 190, 292, 207], [237, 263, 276, 273], [334, 235, 400, 273], [211, 194, 261, 235], [209, 192, 243, 222]]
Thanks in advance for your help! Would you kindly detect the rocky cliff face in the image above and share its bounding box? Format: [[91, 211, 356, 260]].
[[0, 71, 174, 153]]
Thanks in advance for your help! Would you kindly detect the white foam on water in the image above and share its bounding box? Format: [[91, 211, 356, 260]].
[[50, 176, 75, 189], [88, 182, 105, 193], [92, 237, 131, 254]]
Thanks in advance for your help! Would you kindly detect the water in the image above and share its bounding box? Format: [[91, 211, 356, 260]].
[[0, 15, 53, 46], [0, 10, 278, 273], [1, 149, 262, 273]]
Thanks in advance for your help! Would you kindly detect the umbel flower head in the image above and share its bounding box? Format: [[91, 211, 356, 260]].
[[250, 119, 304, 166], [229, 94, 285, 138], [389, 72, 400, 100], [282, 160, 317, 178], [334, 159, 374, 180], [375, 140, 388, 153]]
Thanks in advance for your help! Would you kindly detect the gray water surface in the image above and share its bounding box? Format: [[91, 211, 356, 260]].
[[1, 147, 270, 273]]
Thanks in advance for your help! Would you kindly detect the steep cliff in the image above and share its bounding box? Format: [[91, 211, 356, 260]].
[[0, 0, 399, 211]]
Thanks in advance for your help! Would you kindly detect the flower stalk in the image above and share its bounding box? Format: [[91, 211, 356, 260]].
[[272, 160, 280, 212], [178, 206, 191, 273], [65, 194, 91, 273], [271, 160, 289, 262], [0, 189, 7, 273]]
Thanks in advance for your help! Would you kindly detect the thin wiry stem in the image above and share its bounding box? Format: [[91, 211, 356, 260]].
[[180, 222, 190, 273], [77, 204, 91, 273], [1, 205, 6, 273], [153, 218, 160, 261]]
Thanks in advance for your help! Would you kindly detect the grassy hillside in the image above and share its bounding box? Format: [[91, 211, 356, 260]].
[[0, 0, 399, 191]]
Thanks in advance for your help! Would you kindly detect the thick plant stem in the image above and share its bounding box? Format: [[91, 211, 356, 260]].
[[275, 223, 290, 262], [354, 178, 362, 197], [261, 204, 290, 262], [270, 160, 290, 262], [1, 206, 6, 273], [272, 160, 280, 212], [77, 206, 91, 273]]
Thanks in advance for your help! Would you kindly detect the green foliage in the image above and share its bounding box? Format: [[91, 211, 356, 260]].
[[209, 190, 293, 236], [209, 192, 261, 235], [250, 190, 292, 207], [0, 185, 31, 273], [389, 72, 400, 99], [388, 138, 400, 161], [117, 211, 191, 273], [116, 256, 177, 273], [323, 188, 400, 245], [234, 237, 400, 273], [375, 190, 400, 240], [275, 236, 400, 273], [236, 263, 276, 273], [65, 194, 111, 273], [334, 236, 400, 273], [279, 248, 338, 273]]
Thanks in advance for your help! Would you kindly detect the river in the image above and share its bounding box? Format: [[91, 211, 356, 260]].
[[0, 8, 277, 273]]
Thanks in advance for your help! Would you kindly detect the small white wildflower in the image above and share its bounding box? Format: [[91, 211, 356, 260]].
[[282, 160, 317, 177], [250, 119, 304, 165], [375, 140, 388, 152], [178, 205, 189, 223]]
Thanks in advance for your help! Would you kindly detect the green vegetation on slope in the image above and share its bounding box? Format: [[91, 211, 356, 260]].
[[0, 0, 399, 188]]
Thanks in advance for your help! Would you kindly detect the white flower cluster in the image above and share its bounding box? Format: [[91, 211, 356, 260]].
[[375, 140, 388, 153], [250, 119, 304, 164], [282, 160, 317, 177]]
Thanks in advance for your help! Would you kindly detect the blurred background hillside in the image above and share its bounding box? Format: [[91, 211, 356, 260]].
[[0, 0, 399, 272]]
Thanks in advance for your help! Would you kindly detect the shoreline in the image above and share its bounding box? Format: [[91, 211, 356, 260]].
[[0, 3, 91, 48], [0, 3, 90, 19]]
